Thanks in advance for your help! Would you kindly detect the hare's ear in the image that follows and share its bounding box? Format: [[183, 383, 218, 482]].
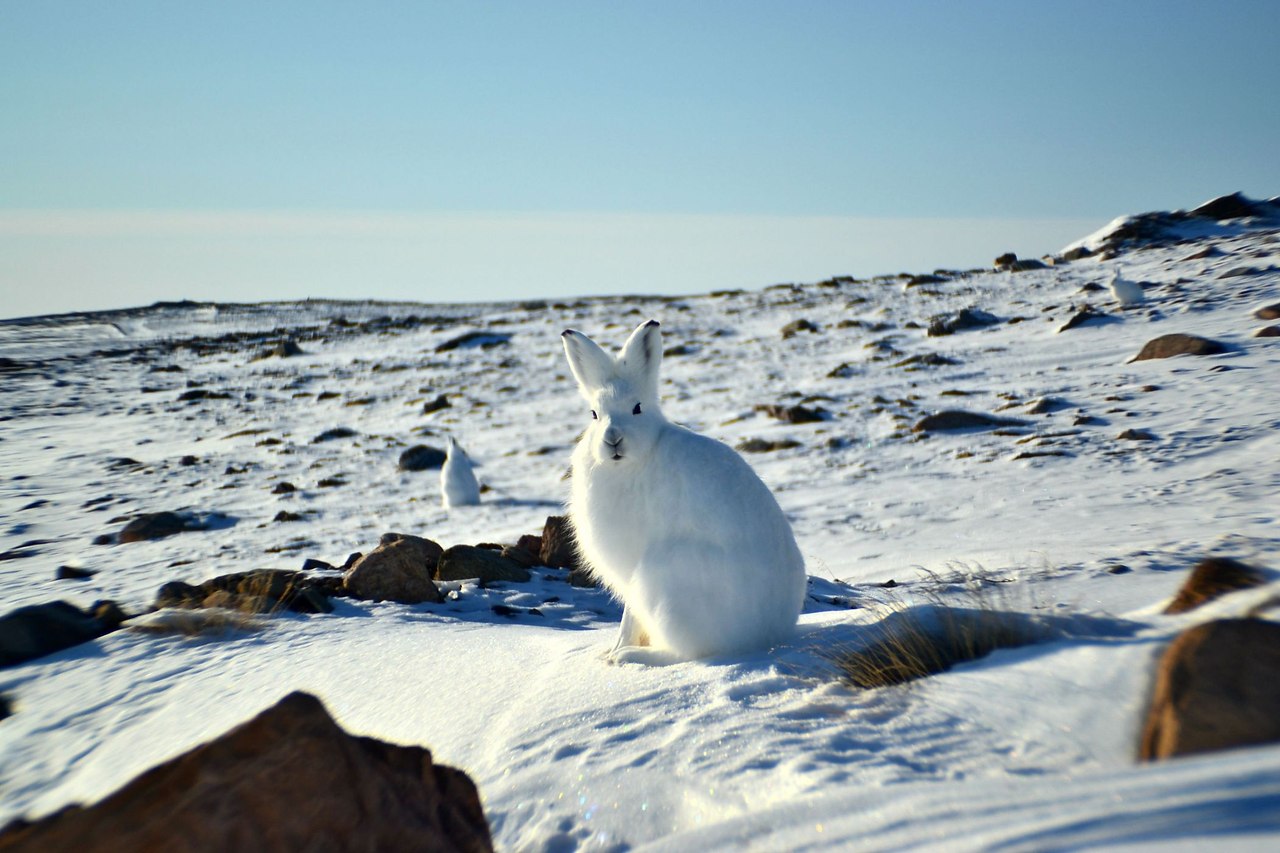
[[617, 319, 661, 397], [562, 329, 615, 393]]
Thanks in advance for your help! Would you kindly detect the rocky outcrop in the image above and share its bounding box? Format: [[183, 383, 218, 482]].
[[0, 691, 493, 852], [1131, 334, 1228, 361], [1164, 558, 1267, 615], [1, 600, 127, 668], [343, 534, 444, 603], [1139, 619, 1280, 761], [913, 410, 1029, 433], [436, 546, 531, 584], [118, 512, 191, 543]]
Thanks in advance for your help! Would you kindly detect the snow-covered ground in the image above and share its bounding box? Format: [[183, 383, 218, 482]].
[[2, 202, 1280, 850]]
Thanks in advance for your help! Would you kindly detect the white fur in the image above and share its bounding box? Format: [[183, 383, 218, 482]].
[[561, 319, 808, 664], [441, 436, 481, 508], [1110, 270, 1145, 307]]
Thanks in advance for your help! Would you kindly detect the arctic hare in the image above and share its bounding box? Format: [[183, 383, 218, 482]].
[[561, 319, 807, 664], [441, 436, 481, 508], [1109, 270, 1145, 307]]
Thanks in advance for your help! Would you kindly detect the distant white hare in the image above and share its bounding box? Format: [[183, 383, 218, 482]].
[[561, 319, 808, 664], [441, 436, 481, 508], [1109, 270, 1145, 307]]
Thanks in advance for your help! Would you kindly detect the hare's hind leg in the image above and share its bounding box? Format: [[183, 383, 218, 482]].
[[630, 539, 751, 661], [604, 605, 648, 660]]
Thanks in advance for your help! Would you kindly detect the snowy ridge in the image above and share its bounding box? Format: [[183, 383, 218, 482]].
[[2, 201, 1280, 850]]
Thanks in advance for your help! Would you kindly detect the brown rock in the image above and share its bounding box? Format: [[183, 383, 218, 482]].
[[755, 403, 828, 424], [0, 691, 493, 852], [780, 319, 819, 339], [913, 410, 1029, 433], [343, 534, 443, 603], [1255, 303, 1280, 321], [1139, 619, 1280, 761], [735, 438, 803, 453], [1164, 557, 1267, 615], [539, 516, 579, 570], [118, 512, 188, 543], [1130, 334, 1228, 361], [1256, 325, 1280, 338], [435, 546, 531, 584]]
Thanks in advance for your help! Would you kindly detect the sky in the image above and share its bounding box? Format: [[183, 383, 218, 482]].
[[1, 0, 1277, 319]]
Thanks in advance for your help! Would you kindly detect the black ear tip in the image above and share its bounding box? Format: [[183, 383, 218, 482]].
[[644, 319, 660, 329], [561, 329, 576, 338]]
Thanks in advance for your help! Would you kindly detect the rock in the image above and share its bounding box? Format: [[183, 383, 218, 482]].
[[0, 693, 10, 720], [274, 510, 302, 522], [755, 403, 828, 424], [1255, 303, 1280, 321], [735, 438, 803, 453], [662, 344, 696, 357], [55, 566, 95, 581], [271, 482, 297, 494], [1058, 306, 1111, 332], [1060, 246, 1093, 261], [301, 558, 335, 572], [398, 444, 447, 471], [893, 353, 960, 369], [539, 516, 579, 571], [1256, 325, 1280, 338], [780, 319, 819, 339], [435, 331, 512, 352], [1131, 334, 1228, 361], [422, 394, 452, 414], [154, 570, 334, 614], [1, 600, 127, 667], [436, 545, 532, 584], [0, 691, 494, 852], [177, 388, 231, 401], [927, 308, 999, 337], [1164, 558, 1267, 615], [178, 454, 198, 466], [905, 273, 947, 287], [1180, 245, 1222, 261], [1189, 192, 1263, 221], [994, 253, 1046, 271], [118, 511, 189, 543], [913, 410, 1030, 433], [343, 535, 444, 603], [312, 427, 358, 443], [1139, 619, 1280, 761], [1116, 428, 1157, 441]]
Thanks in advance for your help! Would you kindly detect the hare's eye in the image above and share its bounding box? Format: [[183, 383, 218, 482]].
[[632, 403, 642, 415], [590, 410, 598, 420]]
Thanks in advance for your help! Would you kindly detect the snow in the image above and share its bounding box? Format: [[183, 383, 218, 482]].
[[3, 213, 1280, 850]]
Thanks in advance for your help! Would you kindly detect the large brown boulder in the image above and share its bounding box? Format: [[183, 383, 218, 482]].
[[1164, 557, 1267, 614], [539, 516, 579, 571], [343, 533, 443, 603], [1130, 333, 1227, 361], [436, 545, 531, 584], [1139, 619, 1280, 761], [0, 691, 493, 852]]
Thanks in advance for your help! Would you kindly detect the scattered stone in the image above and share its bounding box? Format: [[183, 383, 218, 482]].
[[755, 403, 828, 424], [1139, 619, 1280, 761], [1256, 325, 1280, 338], [155, 569, 334, 614], [906, 273, 947, 287], [55, 566, 95, 581], [781, 319, 819, 339], [1131, 334, 1228, 361], [1164, 557, 1267, 615], [994, 253, 1046, 271], [177, 388, 231, 401], [398, 444, 447, 471], [273, 510, 303, 523], [663, 344, 697, 357], [1255, 303, 1280, 321], [271, 482, 297, 494], [422, 394, 452, 415], [1180, 245, 1222, 261], [1060, 246, 1093, 261], [252, 338, 304, 360], [913, 411, 1030, 433], [436, 545, 532, 584], [0, 693, 10, 720], [119, 511, 190, 543], [312, 427, 358, 443], [893, 353, 960, 369], [736, 438, 803, 453], [178, 454, 198, 466], [1073, 415, 1102, 426], [435, 331, 512, 352], [316, 477, 346, 488], [827, 363, 858, 379], [344, 534, 444, 603], [927, 308, 999, 337], [1116, 429, 1156, 441], [1058, 306, 1111, 332], [539, 516, 579, 571], [0, 691, 494, 852], [301, 558, 335, 572], [1107, 565, 1132, 575], [1, 600, 127, 667]]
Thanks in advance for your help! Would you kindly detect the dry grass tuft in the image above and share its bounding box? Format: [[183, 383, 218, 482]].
[[829, 568, 1053, 689], [125, 607, 266, 636]]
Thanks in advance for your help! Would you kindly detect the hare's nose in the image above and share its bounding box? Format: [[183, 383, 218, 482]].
[[604, 427, 623, 447]]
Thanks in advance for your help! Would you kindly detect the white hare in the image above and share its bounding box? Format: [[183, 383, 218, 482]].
[[441, 436, 481, 508], [561, 319, 808, 664], [1109, 269, 1145, 308]]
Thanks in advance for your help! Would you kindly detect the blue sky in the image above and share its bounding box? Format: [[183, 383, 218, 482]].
[[1, 1, 1277, 317]]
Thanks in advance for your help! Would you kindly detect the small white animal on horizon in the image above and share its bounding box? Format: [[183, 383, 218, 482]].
[[561, 319, 808, 665]]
